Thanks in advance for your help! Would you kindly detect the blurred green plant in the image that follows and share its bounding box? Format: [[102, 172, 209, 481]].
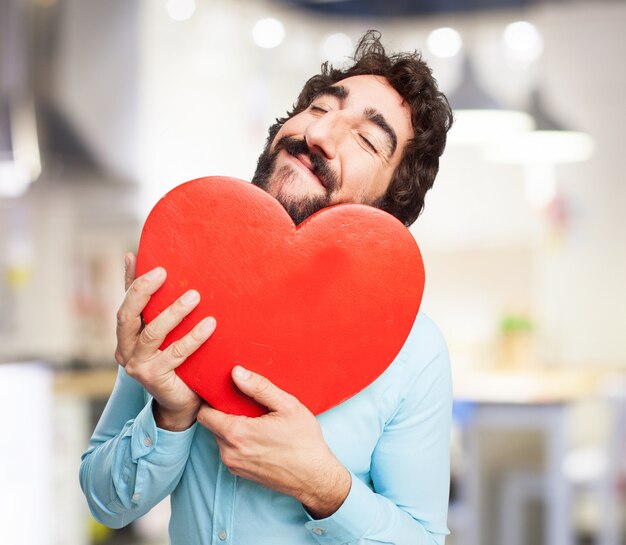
[[499, 314, 534, 334]]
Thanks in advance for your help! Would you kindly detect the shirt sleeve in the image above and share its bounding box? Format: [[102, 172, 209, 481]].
[[79, 366, 198, 529], [304, 318, 453, 545]]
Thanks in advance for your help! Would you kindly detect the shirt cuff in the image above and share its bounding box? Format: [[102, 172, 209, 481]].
[[129, 398, 197, 463], [304, 472, 378, 544]]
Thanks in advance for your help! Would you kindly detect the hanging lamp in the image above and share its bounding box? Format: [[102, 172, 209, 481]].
[[447, 56, 534, 145], [484, 88, 594, 207]]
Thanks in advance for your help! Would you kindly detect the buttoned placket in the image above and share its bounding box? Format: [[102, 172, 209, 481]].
[[130, 426, 156, 505], [210, 460, 238, 545]]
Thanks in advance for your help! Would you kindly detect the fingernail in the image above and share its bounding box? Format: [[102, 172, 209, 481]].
[[145, 267, 164, 280], [199, 317, 215, 333], [233, 366, 251, 380], [181, 289, 200, 305], [124, 255, 130, 272]]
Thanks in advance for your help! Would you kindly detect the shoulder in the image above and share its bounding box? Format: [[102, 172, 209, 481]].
[[373, 311, 450, 401], [399, 311, 449, 364], [381, 312, 452, 426], [393, 312, 451, 397]]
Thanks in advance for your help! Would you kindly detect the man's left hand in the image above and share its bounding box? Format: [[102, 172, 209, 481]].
[[197, 366, 351, 519]]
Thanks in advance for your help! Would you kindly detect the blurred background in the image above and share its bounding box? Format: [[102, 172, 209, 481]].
[[1, 0, 625, 544]]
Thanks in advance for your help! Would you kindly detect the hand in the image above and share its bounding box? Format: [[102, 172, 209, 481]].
[[115, 253, 143, 365], [115, 253, 216, 431], [197, 366, 351, 518]]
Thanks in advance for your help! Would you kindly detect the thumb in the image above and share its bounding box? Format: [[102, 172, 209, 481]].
[[124, 252, 137, 291], [232, 366, 293, 413]]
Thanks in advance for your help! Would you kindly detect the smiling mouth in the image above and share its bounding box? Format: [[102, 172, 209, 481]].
[[284, 151, 326, 189]]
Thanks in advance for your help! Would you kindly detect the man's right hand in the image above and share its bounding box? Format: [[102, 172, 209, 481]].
[[115, 253, 216, 431]]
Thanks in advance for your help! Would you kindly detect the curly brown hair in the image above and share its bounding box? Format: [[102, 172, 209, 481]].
[[265, 30, 453, 226]]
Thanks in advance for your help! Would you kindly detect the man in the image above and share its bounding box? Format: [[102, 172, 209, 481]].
[[80, 30, 454, 544]]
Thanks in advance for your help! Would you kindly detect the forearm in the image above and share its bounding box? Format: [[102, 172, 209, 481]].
[[153, 400, 198, 431], [80, 397, 196, 528], [300, 461, 351, 519], [303, 473, 446, 545], [80, 426, 147, 528]]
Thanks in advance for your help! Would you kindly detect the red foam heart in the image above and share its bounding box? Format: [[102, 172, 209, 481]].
[[136, 176, 424, 416]]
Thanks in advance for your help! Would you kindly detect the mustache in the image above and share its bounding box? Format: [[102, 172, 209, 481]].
[[274, 136, 339, 192]]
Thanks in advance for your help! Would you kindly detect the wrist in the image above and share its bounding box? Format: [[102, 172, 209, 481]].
[[152, 400, 198, 432], [302, 464, 352, 520]]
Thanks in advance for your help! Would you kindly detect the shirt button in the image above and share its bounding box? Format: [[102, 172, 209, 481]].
[[143, 436, 152, 447], [312, 527, 325, 536], [132, 493, 140, 502], [218, 529, 227, 541]]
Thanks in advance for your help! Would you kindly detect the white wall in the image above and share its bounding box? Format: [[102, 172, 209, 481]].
[[529, 3, 626, 366]]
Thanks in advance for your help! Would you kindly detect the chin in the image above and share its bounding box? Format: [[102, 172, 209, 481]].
[[271, 165, 325, 201]]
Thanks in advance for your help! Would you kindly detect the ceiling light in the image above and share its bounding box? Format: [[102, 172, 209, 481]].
[[165, 0, 196, 22], [252, 18, 285, 49], [503, 21, 543, 63], [485, 89, 595, 164], [448, 57, 534, 145], [427, 27, 462, 59], [484, 89, 594, 208], [0, 99, 41, 198], [485, 130, 594, 165], [322, 33, 353, 63], [485, 130, 594, 209], [0, 161, 31, 198]]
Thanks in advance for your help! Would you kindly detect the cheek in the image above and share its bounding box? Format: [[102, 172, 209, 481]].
[[277, 115, 307, 138], [270, 128, 286, 151], [358, 164, 393, 201], [338, 163, 378, 200]]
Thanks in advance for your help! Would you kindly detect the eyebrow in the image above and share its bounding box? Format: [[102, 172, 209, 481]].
[[314, 85, 349, 101], [312, 85, 398, 157]]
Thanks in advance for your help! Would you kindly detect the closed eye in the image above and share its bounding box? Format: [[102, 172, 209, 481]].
[[310, 105, 328, 114], [360, 134, 377, 153]]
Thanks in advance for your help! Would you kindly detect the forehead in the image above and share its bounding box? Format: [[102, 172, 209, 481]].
[[330, 74, 413, 145]]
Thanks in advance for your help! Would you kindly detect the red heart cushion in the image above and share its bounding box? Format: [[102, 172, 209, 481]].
[[136, 176, 424, 416]]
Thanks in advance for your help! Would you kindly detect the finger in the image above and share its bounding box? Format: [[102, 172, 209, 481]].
[[197, 403, 238, 444], [133, 289, 201, 358], [231, 366, 296, 413], [160, 316, 217, 371], [124, 252, 137, 291], [123, 265, 167, 315], [116, 266, 167, 360], [117, 266, 167, 331]]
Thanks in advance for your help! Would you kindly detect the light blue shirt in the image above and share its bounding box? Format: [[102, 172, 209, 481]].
[[80, 312, 452, 544]]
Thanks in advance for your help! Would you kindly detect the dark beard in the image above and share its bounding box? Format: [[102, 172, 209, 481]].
[[251, 136, 340, 225]]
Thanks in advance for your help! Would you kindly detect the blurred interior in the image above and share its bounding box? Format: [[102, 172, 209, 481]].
[[1, 0, 625, 544]]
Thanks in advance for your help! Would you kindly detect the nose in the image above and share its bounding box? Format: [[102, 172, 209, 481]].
[[303, 111, 341, 160]]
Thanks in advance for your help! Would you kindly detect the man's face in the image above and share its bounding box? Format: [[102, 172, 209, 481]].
[[252, 75, 413, 224]]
